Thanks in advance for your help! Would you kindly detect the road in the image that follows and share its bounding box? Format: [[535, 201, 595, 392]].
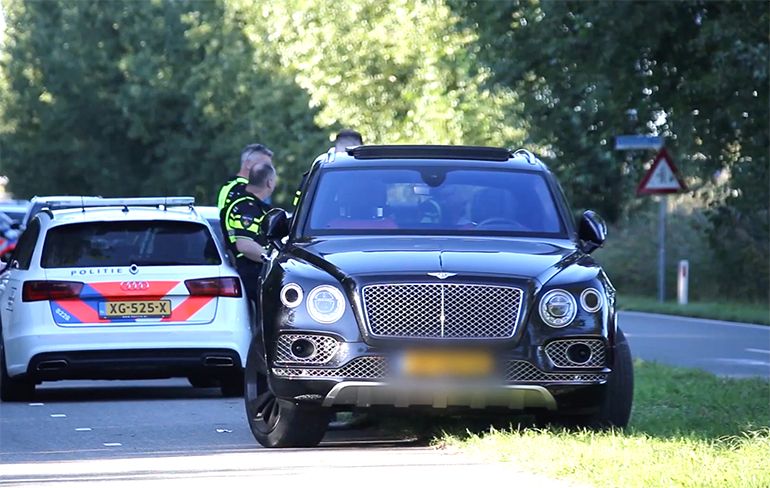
[[0, 380, 579, 488], [619, 311, 770, 378], [1, 312, 767, 486]]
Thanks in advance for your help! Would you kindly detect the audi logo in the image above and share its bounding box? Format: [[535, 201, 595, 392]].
[[120, 281, 150, 291]]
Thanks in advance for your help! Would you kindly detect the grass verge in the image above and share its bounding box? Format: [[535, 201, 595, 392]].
[[437, 361, 770, 488], [618, 294, 769, 325]]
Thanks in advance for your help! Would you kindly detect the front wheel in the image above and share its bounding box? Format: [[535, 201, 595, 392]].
[[575, 327, 634, 428], [243, 342, 329, 447]]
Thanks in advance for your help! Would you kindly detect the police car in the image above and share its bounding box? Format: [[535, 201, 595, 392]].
[[0, 197, 251, 401]]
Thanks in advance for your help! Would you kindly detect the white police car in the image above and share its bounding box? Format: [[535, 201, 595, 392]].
[[0, 197, 251, 401]]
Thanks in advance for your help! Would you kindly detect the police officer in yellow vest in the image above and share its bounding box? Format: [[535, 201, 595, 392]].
[[223, 163, 276, 305], [218, 144, 273, 240]]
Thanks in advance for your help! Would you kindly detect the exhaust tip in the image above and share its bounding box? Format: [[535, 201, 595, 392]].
[[37, 359, 69, 371], [203, 355, 235, 367]]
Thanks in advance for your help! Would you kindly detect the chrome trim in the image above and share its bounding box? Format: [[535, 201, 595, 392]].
[[580, 288, 603, 313], [361, 283, 524, 339], [544, 339, 606, 368], [274, 334, 340, 365], [322, 382, 558, 410], [280, 283, 303, 308], [505, 360, 607, 382]]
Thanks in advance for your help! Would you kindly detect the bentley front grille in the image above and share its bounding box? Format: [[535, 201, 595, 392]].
[[362, 283, 523, 339]]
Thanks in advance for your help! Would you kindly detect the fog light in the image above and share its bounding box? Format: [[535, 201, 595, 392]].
[[290, 338, 316, 359], [566, 343, 592, 364]]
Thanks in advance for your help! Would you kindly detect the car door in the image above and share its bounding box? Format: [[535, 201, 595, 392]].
[[0, 218, 41, 334]]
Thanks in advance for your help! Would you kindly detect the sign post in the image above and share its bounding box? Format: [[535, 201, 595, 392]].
[[636, 148, 687, 302]]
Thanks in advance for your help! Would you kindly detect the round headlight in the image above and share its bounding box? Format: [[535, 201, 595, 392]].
[[306, 285, 346, 324], [280, 283, 303, 308], [539, 289, 577, 328]]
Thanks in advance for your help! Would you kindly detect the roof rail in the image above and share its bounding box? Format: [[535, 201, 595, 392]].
[[348, 145, 512, 162], [45, 197, 195, 212], [512, 148, 540, 165]]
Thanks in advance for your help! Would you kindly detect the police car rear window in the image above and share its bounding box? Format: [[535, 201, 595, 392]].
[[41, 221, 221, 268]]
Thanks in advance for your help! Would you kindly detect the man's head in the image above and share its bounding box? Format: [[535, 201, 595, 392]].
[[334, 129, 363, 153], [239, 143, 273, 175], [246, 163, 277, 201]]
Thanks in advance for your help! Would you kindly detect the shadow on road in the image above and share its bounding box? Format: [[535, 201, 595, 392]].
[[31, 380, 224, 403]]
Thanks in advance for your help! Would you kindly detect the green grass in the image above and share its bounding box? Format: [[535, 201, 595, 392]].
[[618, 294, 770, 325], [436, 361, 770, 488]]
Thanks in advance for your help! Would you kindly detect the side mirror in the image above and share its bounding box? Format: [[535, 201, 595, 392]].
[[577, 210, 607, 254], [261, 208, 290, 247]]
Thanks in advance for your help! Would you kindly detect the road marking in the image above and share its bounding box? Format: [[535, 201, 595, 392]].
[[713, 358, 770, 367], [75, 428, 92, 432], [28, 403, 44, 406], [103, 443, 122, 447], [50, 414, 66, 418], [746, 348, 770, 355]]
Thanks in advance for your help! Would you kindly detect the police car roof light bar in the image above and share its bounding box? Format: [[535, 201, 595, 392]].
[[45, 196, 196, 211]]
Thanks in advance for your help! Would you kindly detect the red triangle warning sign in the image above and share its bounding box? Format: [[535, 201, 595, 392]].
[[637, 148, 687, 195]]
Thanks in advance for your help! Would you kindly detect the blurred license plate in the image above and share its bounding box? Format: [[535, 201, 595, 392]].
[[403, 350, 493, 377], [101, 300, 171, 318]]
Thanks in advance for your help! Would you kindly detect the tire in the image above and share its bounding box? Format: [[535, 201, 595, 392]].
[[574, 327, 634, 429], [220, 370, 245, 397], [243, 342, 329, 447], [1, 341, 35, 402]]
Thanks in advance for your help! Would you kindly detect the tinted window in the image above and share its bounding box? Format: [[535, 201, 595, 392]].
[[306, 168, 564, 236], [42, 221, 221, 268], [13, 218, 41, 270]]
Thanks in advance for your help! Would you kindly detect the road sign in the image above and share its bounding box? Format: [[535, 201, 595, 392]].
[[615, 135, 664, 151], [637, 148, 686, 195]]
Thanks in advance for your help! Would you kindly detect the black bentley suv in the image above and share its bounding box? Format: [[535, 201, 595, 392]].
[[245, 145, 633, 447]]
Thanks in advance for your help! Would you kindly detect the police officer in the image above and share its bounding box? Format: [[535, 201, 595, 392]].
[[223, 163, 277, 306], [218, 143, 273, 240]]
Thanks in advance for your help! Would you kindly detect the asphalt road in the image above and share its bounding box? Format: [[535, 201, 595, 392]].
[[619, 311, 770, 378], [1, 312, 767, 486], [0, 380, 580, 488]]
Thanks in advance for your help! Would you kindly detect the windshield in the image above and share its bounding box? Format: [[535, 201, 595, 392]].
[[305, 167, 565, 236], [42, 221, 221, 268]]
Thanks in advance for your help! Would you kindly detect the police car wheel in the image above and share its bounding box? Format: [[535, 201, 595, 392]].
[[0, 340, 35, 402]]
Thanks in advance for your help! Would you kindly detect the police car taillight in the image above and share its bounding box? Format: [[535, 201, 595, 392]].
[[185, 277, 242, 297], [22, 280, 84, 302]]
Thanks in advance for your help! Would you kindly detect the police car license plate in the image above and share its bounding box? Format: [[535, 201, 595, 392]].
[[100, 300, 172, 318]]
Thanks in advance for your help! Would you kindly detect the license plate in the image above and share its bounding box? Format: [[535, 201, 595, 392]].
[[402, 350, 493, 377], [100, 300, 172, 318]]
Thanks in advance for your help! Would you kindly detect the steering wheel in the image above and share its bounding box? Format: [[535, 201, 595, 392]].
[[476, 217, 522, 228], [418, 199, 442, 224]]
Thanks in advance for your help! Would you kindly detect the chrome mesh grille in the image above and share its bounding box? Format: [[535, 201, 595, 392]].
[[362, 283, 522, 339], [273, 356, 386, 379], [273, 358, 605, 384], [505, 360, 607, 383], [275, 334, 340, 365], [544, 339, 606, 368]]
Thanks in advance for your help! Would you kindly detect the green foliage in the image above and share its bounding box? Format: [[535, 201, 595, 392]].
[[0, 0, 326, 207], [237, 0, 526, 147], [450, 0, 769, 300]]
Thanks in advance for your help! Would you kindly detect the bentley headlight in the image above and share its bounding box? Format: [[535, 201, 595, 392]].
[[306, 285, 346, 324], [539, 289, 577, 328]]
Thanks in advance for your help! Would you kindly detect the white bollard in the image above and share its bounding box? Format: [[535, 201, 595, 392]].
[[677, 260, 689, 305]]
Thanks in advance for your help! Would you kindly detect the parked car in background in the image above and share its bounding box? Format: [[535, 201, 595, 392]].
[[0, 212, 21, 260], [245, 145, 632, 447], [0, 197, 251, 401], [0, 200, 30, 226]]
